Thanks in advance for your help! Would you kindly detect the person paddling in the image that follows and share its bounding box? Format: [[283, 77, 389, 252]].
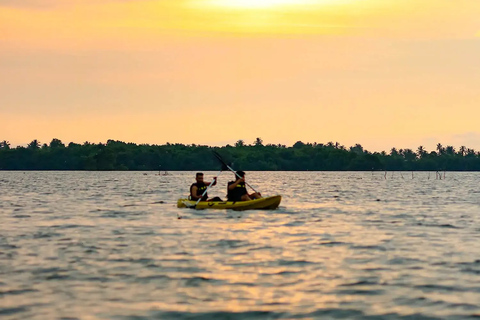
[[190, 172, 222, 201], [227, 171, 262, 201]]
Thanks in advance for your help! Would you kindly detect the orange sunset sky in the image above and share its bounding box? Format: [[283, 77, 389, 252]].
[[1, 0, 479, 151]]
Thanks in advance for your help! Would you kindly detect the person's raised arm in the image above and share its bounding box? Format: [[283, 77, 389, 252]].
[[206, 177, 217, 187], [228, 178, 244, 190]]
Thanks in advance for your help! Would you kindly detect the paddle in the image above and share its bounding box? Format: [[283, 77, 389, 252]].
[[212, 150, 260, 194]]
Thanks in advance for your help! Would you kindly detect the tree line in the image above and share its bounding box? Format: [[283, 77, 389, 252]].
[[1, 138, 480, 171]]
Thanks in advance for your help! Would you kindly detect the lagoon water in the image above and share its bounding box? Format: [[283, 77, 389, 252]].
[[1, 171, 480, 319]]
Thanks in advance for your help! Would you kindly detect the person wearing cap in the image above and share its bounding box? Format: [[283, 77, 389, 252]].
[[227, 171, 262, 201]]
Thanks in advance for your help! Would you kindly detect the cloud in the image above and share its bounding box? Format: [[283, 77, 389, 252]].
[[0, 0, 79, 9], [0, 0, 151, 10], [0, 0, 55, 9]]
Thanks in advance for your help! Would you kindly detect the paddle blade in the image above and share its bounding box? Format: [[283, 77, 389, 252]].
[[212, 151, 230, 171]]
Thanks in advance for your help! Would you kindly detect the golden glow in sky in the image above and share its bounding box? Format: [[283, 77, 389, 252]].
[[203, 0, 355, 9], [206, 0, 314, 8], [1, 0, 480, 150]]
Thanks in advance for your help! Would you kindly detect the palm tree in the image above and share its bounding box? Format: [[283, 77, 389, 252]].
[[436, 143, 445, 155], [254, 137, 263, 147], [27, 139, 40, 150], [0, 140, 10, 149], [445, 145, 455, 155], [403, 149, 416, 161], [417, 145, 426, 159], [350, 144, 364, 154], [50, 138, 65, 148], [293, 141, 305, 148]]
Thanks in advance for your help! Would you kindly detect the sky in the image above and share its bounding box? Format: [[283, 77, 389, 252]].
[[1, 0, 480, 152]]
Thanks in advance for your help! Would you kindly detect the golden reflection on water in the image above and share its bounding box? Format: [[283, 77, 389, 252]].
[[134, 213, 398, 314], [3, 172, 480, 318]]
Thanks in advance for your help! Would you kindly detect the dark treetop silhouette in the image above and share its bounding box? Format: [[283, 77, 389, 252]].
[[1, 138, 480, 171]]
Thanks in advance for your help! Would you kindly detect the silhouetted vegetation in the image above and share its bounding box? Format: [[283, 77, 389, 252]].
[[1, 138, 480, 171]]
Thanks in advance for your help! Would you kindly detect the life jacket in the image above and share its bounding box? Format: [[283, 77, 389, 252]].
[[227, 181, 247, 201], [190, 182, 208, 201]]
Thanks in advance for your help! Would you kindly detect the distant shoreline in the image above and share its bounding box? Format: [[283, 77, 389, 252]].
[[1, 139, 479, 171], [0, 169, 468, 172]]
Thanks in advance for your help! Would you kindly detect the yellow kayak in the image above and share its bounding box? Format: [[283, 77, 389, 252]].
[[177, 195, 282, 211]]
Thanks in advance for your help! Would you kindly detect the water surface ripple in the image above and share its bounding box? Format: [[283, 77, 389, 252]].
[[1, 171, 480, 319]]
